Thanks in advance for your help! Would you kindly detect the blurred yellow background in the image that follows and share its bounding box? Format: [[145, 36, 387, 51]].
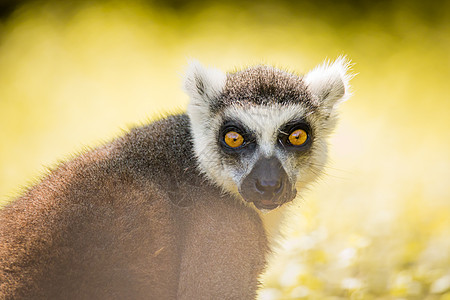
[[0, 0, 449, 299]]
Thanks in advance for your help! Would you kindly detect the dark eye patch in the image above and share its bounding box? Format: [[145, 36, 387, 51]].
[[277, 120, 312, 150], [218, 120, 256, 154]]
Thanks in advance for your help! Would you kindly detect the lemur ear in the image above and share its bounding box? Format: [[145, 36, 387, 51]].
[[184, 60, 227, 114], [304, 57, 353, 112]]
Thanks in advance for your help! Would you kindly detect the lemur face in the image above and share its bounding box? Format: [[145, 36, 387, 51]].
[[185, 59, 352, 211], [216, 104, 315, 210]]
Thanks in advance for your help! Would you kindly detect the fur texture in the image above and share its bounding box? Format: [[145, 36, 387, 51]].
[[0, 115, 267, 299], [186, 59, 352, 204], [0, 58, 352, 299]]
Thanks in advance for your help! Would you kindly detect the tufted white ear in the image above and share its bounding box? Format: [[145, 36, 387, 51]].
[[184, 60, 227, 114], [304, 56, 353, 112]]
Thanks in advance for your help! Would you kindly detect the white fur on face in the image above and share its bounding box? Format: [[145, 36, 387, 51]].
[[184, 58, 353, 202], [222, 104, 308, 158], [184, 60, 234, 193], [189, 102, 331, 199], [221, 104, 330, 187]]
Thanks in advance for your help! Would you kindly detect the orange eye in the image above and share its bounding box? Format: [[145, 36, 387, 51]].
[[288, 129, 308, 146], [224, 131, 244, 148]]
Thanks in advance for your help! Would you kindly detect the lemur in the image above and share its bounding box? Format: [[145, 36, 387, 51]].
[[0, 58, 352, 299]]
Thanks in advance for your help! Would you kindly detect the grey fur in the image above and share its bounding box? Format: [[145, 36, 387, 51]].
[[214, 66, 317, 112], [0, 59, 352, 299]]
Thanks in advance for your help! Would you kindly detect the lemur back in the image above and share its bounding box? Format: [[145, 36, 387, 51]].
[[0, 59, 352, 299]]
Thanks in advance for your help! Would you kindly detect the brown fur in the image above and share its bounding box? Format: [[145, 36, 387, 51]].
[[1, 59, 352, 299], [0, 114, 268, 299]]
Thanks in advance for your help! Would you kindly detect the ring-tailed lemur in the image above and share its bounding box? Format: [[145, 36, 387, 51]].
[[0, 58, 352, 299]]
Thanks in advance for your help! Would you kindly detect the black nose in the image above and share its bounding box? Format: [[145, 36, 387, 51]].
[[239, 156, 294, 210], [255, 178, 283, 195]]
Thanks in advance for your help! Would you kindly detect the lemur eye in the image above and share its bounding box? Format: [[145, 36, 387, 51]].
[[288, 129, 308, 146], [224, 131, 244, 148]]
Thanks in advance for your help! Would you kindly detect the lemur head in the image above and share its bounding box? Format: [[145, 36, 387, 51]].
[[184, 58, 352, 211]]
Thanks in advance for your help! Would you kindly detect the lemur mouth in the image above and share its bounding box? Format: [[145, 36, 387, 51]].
[[253, 200, 280, 210], [250, 188, 297, 211]]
